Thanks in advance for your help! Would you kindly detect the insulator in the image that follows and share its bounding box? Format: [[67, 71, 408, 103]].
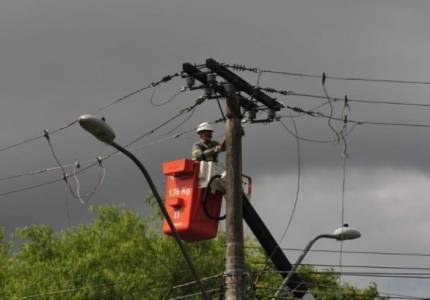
[[232, 64, 246, 71], [186, 77, 195, 88], [207, 73, 216, 85], [224, 83, 235, 93], [204, 87, 212, 98], [267, 109, 276, 120], [247, 110, 257, 121]]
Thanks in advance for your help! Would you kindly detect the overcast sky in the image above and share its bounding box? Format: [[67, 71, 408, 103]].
[[1, 0, 430, 298]]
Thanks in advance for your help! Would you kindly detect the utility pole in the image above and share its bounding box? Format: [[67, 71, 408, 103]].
[[182, 58, 310, 299], [224, 84, 245, 300]]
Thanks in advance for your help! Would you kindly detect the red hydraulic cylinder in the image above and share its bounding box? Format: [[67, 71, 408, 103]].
[[162, 159, 222, 242]]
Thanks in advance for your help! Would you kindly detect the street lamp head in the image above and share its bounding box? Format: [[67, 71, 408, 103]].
[[79, 114, 116, 144], [332, 226, 361, 241]]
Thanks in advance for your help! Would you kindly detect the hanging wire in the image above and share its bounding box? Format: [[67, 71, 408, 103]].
[[277, 119, 333, 143], [321, 73, 341, 144], [93, 72, 180, 113], [0, 104, 216, 199], [43, 130, 80, 199], [253, 116, 303, 288], [150, 89, 184, 107], [70, 157, 106, 204], [278, 119, 302, 241]]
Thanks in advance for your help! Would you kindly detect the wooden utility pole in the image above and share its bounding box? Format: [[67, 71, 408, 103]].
[[224, 84, 245, 300], [182, 58, 310, 299]]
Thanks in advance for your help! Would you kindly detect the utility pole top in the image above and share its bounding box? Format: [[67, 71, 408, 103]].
[[182, 62, 258, 111], [205, 58, 283, 111]]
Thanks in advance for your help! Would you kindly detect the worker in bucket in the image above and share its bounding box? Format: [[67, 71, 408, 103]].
[[192, 122, 225, 162]]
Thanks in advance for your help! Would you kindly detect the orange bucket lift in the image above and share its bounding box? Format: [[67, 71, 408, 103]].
[[162, 158, 252, 242], [162, 159, 223, 242]]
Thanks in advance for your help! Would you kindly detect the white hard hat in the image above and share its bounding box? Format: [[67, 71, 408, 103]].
[[196, 122, 213, 133]]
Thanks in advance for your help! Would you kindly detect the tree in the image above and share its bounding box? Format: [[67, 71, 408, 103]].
[[0, 205, 386, 299]]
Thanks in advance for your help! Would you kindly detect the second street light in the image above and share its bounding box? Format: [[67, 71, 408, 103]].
[[272, 226, 361, 299], [78, 114, 209, 300]]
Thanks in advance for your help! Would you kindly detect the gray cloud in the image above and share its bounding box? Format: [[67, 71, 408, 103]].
[[0, 0, 430, 297]]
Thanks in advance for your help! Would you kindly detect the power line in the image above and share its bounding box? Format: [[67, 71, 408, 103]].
[[226, 63, 430, 85], [0, 109, 226, 185], [165, 288, 222, 300], [284, 105, 430, 128], [0, 108, 222, 199], [251, 261, 430, 272], [265, 89, 430, 108], [246, 246, 430, 257], [0, 72, 179, 156], [257, 286, 425, 300]]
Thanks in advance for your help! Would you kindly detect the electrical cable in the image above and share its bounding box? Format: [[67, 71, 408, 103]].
[[93, 72, 180, 113], [70, 157, 106, 204], [215, 96, 227, 121], [257, 286, 425, 300], [278, 119, 302, 241], [277, 119, 333, 143], [0, 72, 179, 157], [64, 188, 72, 227], [150, 89, 184, 107], [0, 112, 223, 198], [170, 273, 224, 290], [321, 73, 341, 144], [286, 104, 430, 128], [202, 175, 225, 221], [226, 63, 430, 85], [165, 105, 198, 135], [252, 116, 303, 288], [278, 90, 430, 108], [43, 129, 81, 201], [165, 288, 222, 300], [246, 246, 430, 257], [0, 108, 186, 199], [251, 261, 430, 271]]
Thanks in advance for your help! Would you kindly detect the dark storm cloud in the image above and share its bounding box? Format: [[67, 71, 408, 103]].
[[1, 0, 430, 296]]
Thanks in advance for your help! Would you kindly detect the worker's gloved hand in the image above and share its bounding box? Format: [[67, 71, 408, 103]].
[[214, 145, 223, 153]]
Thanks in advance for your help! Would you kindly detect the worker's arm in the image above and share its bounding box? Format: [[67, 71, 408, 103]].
[[192, 144, 204, 161], [218, 139, 226, 152], [192, 142, 222, 161]]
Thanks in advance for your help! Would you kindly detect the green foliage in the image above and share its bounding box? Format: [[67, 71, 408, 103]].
[[0, 205, 386, 299]]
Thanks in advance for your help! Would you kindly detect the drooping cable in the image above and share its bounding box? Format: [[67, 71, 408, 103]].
[[277, 119, 333, 143], [252, 116, 303, 288], [43, 129, 80, 200], [0, 102, 211, 199], [150, 89, 184, 107], [278, 119, 302, 241], [93, 72, 180, 113], [321, 73, 341, 144], [70, 157, 106, 204]]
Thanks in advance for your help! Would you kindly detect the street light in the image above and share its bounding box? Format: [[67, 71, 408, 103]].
[[79, 114, 209, 300], [272, 226, 361, 299]]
